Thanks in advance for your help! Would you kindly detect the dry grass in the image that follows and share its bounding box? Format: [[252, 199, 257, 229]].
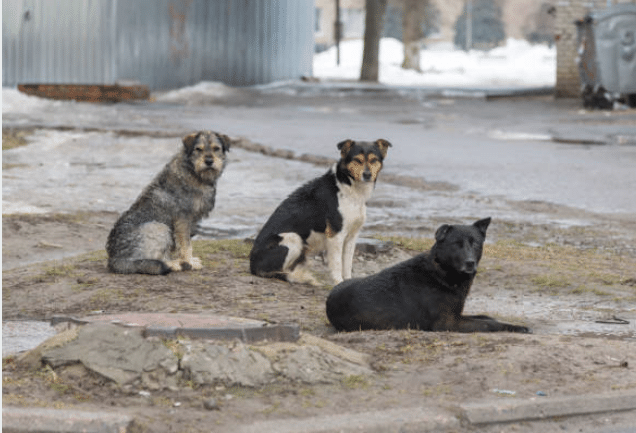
[[2, 128, 31, 151]]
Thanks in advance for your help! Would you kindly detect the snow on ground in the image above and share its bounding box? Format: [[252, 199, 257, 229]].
[[313, 38, 556, 88], [154, 81, 240, 104], [2, 37, 555, 113], [2, 87, 63, 115]]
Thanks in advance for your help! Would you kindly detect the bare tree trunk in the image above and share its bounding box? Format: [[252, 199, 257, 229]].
[[402, 0, 425, 71], [360, 0, 388, 82]]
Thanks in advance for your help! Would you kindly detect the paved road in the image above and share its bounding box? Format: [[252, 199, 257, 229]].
[[189, 87, 636, 217], [5, 83, 635, 220]]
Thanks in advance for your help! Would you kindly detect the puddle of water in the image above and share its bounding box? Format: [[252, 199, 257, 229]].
[[2, 321, 58, 357], [465, 293, 636, 340]]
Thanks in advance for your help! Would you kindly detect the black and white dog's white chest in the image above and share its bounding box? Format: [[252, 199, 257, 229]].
[[335, 179, 374, 234], [305, 166, 375, 253]]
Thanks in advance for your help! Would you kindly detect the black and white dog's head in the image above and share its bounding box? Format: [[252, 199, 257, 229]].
[[336, 139, 391, 185]]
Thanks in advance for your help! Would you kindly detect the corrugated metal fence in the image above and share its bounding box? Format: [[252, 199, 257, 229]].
[[2, 0, 314, 89]]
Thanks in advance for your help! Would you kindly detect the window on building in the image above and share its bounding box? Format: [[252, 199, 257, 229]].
[[341, 8, 365, 39], [315, 8, 322, 34]]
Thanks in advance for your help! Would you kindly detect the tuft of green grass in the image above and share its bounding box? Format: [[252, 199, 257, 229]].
[[162, 339, 186, 360], [569, 285, 611, 296], [341, 374, 370, 389], [31, 263, 78, 283], [88, 288, 124, 304], [374, 235, 433, 252], [77, 250, 108, 263], [2, 128, 31, 150], [531, 274, 571, 290], [586, 271, 626, 286], [193, 239, 252, 259]]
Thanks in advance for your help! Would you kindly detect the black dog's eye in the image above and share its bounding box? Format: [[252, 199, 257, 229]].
[[213, 146, 221, 152]]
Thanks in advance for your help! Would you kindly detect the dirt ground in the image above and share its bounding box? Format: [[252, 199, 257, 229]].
[[2, 210, 636, 432]]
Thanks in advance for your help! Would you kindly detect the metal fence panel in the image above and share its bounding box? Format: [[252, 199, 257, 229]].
[[2, 0, 315, 89]]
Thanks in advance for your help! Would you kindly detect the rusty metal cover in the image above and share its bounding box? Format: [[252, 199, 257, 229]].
[[17, 84, 150, 102]]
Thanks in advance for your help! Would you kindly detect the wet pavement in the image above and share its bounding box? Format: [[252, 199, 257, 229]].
[[4, 84, 636, 219]]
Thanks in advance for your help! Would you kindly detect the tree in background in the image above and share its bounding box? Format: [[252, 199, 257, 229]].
[[401, 0, 426, 71], [360, 0, 388, 82], [454, 0, 505, 51]]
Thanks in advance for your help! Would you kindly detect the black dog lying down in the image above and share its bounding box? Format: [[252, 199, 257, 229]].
[[326, 218, 531, 333]]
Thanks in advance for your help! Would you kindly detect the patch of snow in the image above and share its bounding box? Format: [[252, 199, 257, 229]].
[[313, 37, 556, 88]]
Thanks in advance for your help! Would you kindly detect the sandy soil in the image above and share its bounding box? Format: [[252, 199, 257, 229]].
[[2, 211, 636, 432]]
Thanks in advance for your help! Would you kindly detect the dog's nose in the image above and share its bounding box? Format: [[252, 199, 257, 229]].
[[205, 157, 214, 167], [363, 171, 372, 181], [464, 261, 476, 272]]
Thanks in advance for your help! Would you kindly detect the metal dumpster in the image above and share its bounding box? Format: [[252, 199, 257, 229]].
[[576, 3, 636, 108]]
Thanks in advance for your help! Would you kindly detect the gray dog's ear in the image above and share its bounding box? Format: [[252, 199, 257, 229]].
[[375, 139, 392, 158], [473, 217, 491, 237], [337, 139, 354, 158], [216, 133, 231, 153], [182, 132, 200, 152], [435, 224, 452, 242]]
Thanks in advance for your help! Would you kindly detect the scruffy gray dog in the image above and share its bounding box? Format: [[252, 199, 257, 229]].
[[106, 130, 230, 275]]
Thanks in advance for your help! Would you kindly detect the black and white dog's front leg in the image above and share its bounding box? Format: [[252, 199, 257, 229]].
[[342, 228, 362, 280], [326, 234, 346, 284]]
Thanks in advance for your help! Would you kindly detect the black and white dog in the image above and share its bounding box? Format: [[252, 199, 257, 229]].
[[249, 139, 391, 285]]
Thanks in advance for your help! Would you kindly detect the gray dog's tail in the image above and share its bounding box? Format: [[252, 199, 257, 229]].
[[108, 258, 171, 275]]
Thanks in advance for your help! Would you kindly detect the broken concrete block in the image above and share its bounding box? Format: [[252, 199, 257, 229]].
[[181, 342, 275, 387], [41, 324, 178, 387]]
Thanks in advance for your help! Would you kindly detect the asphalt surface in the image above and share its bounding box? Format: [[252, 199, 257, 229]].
[[4, 82, 636, 219]]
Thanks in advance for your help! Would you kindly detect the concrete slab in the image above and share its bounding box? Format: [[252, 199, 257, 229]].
[[2, 407, 133, 433], [50, 313, 300, 343]]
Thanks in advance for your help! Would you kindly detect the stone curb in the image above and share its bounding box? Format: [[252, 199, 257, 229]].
[[2, 407, 133, 433], [234, 406, 460, 433], [4, 390, 636, 432], [234, 390, 636, 433], [460, 389, 636, 425]]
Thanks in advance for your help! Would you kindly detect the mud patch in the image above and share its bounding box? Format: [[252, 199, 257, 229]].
[[3, 218, 636, 432]]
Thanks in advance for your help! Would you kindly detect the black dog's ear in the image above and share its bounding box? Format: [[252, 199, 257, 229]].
[[435, 224, 452, 242], [182, 131, 200, 153], [337, 139, 354, 158], [215, 133, 231, 153], [375, 139, 392, 159], [473, 217, 492, 237]]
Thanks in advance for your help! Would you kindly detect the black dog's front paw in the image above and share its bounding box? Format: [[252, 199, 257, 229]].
[[509, 324, 532, 334]]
